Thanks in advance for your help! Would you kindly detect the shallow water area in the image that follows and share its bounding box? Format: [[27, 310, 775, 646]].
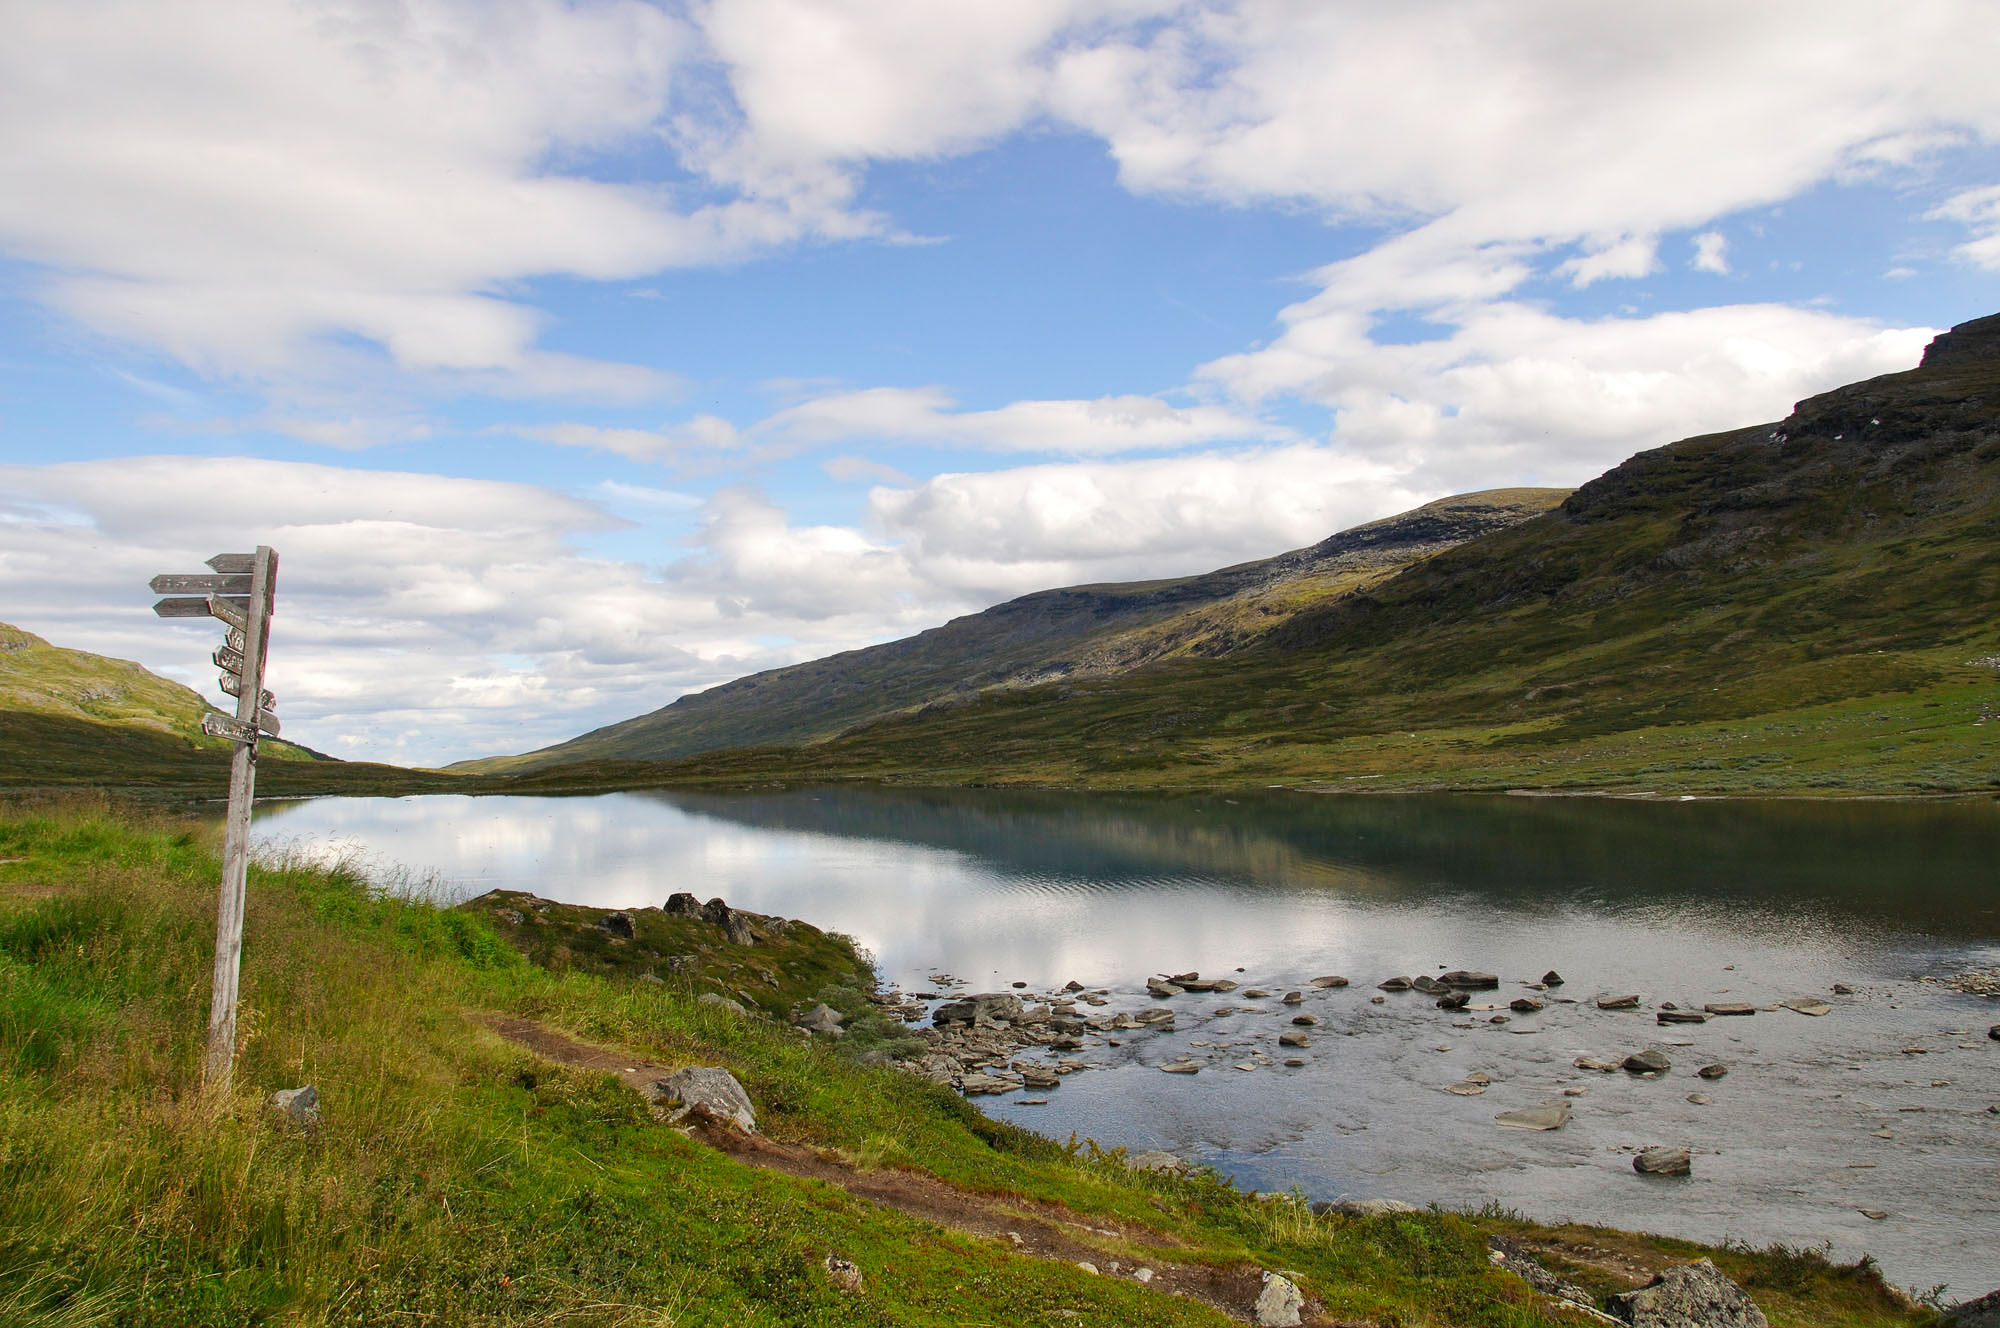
[[254, 786, 2000, 1297]]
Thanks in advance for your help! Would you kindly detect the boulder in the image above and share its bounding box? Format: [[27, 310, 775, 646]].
[[1310, 975, 1348, 988], [1412, 975, 1447, 994], [1989, 1025, 2000, 1042], [1510, 997, 1544, 1013], [1255, 1271, 1305, 1327], [1598, 994, 1642, 1010], [1437, 991, 1471, 1010], [1147, 977, 1184, 998], [1494, 1100, 1570, 1131], [699, 992, 747, 1017], [658, 1066, 756, 1132], [1541, 970, 1565, 986], [268, 1085, 320, 1131], [1128, 1149, 1186, 1174], [1063, 979, 1085, 992], [1943, 1287, 2000, 1328], [1278, 1030, 1310, 1048], [1607, 1258, 1766, 1327], [1290, 1014, 1319, 1026], [823, 1255, 864, 1294], [664, 892, 701, 917], [1624, 1048, 1673, 1075], [700, 897, 733, 927], [1440, 970, 1500, 989], [1311, 1197, 1416, 1217], [1378, 976, 1413, 991], [958, 1073, 1019, 1095], [1634, 1147, 1692, 1176], [724, 914, 758, 947], [600, 911, 635, 938], [1281, 990, 1304, 1005], [795, 1003, 845, 1035], [1159, 1060, 1200, 1074], [1704, 1003, 1755, 1017], [1658, 1010, 1708, 1025], [1697, 1063, 1729, 1080], [933, 993, 1025, 1026]]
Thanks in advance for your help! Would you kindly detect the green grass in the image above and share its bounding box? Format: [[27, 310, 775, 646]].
[[0, 797, 1938, 1326]]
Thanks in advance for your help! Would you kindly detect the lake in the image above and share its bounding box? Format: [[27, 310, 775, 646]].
[[253, 787, 2000, 1297]]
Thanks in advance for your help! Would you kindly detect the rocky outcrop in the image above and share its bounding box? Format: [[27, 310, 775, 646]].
[[1606, 1259, 1767, 1328]]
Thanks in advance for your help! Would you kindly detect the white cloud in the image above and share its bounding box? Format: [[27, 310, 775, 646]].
[[0, 456, 946, 764], [757, 385, 1287, 454], [869, 445, 1424, 601], [1929, 184, 2000, 270], [1201, 297, 1933, 490], [1556, 235, 1659, 288], [824, 456, 915, 485], [0, 0, 861, 396], [513, 416, 741, 462], [1692, 231, 1731, 275]]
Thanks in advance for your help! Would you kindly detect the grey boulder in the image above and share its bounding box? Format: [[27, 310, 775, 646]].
[[1254, 1271, 1305, 1327], [795, 1003, 845, 1035], [1607, 1258, 1767, 1328], [657, 1066, 757, 1132], [268, 1085, 320, 1131]]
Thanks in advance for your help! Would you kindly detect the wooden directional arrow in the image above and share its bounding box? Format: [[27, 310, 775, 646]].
[[206, 553, 257, 574], [202, 713, 256, 743], [214, 644, 245, 674], [225, 627, 245, 652], [153, 595, 251, 619], [150, 573, 253, 596], [218, 674, 276, 709], [206, 595, 248, 632], [200, 709, 280, 741]]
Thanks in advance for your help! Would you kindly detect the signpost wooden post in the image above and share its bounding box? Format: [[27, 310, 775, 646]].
[[151, 547, 279, 1091]]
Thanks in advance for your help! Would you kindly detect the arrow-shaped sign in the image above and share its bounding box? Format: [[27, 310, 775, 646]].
[[152, 595, 252, 620], [218, 674, 276, 709], [214, 645, 245, 674], [205, 594, 248, 632], [201, 709, 281, 742], [202, 713, 256, 743], [206, 553, 257, 574], [150, 573, 253, 596]]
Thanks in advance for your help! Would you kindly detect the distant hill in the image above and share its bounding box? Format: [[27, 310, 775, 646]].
[[0, 621, 329, 761], [457, 487, 1569, 772], [487, 311, 2000, 796]]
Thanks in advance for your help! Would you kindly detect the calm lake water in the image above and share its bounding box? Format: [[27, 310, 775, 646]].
[[254, 788, 2000, 1297]]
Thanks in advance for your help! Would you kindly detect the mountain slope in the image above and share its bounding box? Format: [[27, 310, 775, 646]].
[[460, 488, 1568, 772], [501, 312, 2000, 795]]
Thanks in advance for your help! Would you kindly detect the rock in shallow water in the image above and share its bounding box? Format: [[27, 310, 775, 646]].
[[1634, 1147, 1692, 1176], [1623, 1048, 1673, 1075], [1598, 993, 1642, 1010], [1494, 1100, 1570, 1130]]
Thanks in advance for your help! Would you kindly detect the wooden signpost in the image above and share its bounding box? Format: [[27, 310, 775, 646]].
[[150, 547, 279, 1091]]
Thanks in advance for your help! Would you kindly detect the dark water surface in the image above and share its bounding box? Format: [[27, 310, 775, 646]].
[[255, 788, 2000, 1296]]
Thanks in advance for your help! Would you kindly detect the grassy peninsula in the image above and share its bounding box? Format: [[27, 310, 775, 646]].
[[0, 796, 1940, 1326]]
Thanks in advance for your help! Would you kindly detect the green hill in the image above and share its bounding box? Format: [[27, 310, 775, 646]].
[[500, 312, 2000, 796], [0, 623, 471, 797], [458, 488, 1569, 773]]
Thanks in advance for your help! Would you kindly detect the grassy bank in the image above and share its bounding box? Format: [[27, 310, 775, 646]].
[[0, 797, 1938, 1326]]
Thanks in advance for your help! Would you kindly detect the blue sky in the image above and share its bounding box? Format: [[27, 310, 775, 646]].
[[2, 0, 1998, 765]]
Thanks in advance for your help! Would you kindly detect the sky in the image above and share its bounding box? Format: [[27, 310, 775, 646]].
[[2, 0, 1999, 767]]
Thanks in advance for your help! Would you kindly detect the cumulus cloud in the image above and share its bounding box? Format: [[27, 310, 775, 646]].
[[869, 445, 1425, 601], [756, 385, 1287, 454], [0, 457, 947, 764], [1692, 231, 1731, 274], [0, 0, 861, 396], [1929, 184, 2000, 270], [1201, 297, 1932, 491]]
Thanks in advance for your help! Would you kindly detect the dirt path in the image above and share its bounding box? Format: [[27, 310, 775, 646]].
[[478, 1012, 1289, 1325]]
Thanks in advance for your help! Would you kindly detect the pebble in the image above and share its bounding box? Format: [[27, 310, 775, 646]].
[[1687, 1092, 1711, 1105], [1633, 1147, 1691, 1176], [1697, 1064, 1729, 1080], [1284, 1057, 1306, 1067]]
